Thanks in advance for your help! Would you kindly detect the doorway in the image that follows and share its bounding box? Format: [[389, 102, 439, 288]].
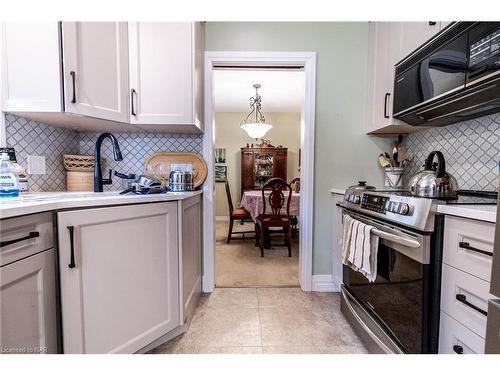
[[202, 52, 316, 292], [214, 68, 303, 287]]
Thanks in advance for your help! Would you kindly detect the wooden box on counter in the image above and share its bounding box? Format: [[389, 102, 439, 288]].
[[240, 147, 287, 194]]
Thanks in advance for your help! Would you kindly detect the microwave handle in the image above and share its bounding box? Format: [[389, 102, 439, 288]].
[[384, 93, 390, 118], [372, 228, 421, 248]]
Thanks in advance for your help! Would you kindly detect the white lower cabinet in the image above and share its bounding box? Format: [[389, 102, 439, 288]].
[[0, 249, 58, 354], [57, 202, 180, 353], [180, 195, 202, 325], [439, 312, 485, 354]]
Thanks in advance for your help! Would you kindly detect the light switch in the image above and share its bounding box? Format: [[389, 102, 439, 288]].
[[27, 155, 46, 175]]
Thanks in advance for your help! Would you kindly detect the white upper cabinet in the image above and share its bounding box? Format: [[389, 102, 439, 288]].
[[366, 21, 444, 135], [1, 22, 62, 112], [1, 22, 204, 133], [366, 22, 400, 133], [62, 22, 130, 123], [129, 22, 204, 130], [395, 22, 441, 63]]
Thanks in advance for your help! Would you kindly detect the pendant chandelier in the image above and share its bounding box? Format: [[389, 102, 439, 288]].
[[240, 84, 273, 139]]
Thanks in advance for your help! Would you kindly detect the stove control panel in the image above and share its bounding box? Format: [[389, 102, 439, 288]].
[[385, 201, 411, 216], [360, 194, 388, 213], [346, 193, 361, 204], [360, 194, 412, 216]]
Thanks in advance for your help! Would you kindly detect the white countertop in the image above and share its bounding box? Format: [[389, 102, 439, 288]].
[[436, 204, 497, 223], [330, 188, 346, 195], [0, 190, 203, 219]]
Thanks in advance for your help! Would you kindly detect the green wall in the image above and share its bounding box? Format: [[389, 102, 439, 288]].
[[205, 22, 393, 275]]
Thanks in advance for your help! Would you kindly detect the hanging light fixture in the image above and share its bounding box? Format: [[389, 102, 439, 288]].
[[240, 84, 273, 139]]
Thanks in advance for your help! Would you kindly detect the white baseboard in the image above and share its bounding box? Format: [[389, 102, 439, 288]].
[[216, 216, 229, 222], [311, 274, 341, 292]]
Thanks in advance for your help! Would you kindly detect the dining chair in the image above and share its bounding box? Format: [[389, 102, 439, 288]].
[[224, 179, 254, 244], [255, 177, 292, 257], [289, 177, 300, 237], [290, 177, 301, 193]]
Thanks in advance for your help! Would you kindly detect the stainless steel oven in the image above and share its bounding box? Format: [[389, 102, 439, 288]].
[[340, 208, 442, 354]]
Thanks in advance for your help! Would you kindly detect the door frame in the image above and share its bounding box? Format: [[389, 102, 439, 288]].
[[202, 51, 316, 292]]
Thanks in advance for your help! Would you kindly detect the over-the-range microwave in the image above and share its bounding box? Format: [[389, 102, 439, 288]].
[[393, 22, 500, 127]]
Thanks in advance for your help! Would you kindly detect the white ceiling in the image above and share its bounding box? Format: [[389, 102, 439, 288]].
[[214, 69, 304, 113]]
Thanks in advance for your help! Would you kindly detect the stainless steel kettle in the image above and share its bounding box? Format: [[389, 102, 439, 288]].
[[409, 151, 458, 199]]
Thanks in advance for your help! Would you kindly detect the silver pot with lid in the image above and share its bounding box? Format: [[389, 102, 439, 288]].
[[409, 151, 458, 199], [348, 181, 376, 192], [169, 170, 195, 191]]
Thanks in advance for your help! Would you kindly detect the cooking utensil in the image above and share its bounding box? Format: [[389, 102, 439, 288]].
[[145, 152, 207, 188], [168, 170, 195, 192], [378, 154, 391, 168], [409, 151, 458, 199], [119, 174, 165, 195]]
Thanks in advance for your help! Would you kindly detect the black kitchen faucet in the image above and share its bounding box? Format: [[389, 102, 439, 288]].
[[93, 133, 123, 192]]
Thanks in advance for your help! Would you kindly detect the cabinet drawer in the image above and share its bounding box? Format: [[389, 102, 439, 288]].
[[439, 311, 485, 354], [1, 212, 53, 267], [441, 264, 493, 338], [443, 216, 495, 282]]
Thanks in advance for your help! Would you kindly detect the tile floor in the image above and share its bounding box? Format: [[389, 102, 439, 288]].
[[215, 221, 300, 287], [148, 287, 368, 354]]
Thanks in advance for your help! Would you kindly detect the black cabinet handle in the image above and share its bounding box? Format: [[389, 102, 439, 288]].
[[459, 241, 492, 257], [67, 226, 76, 269], [0, 231, 39, 248], [453, 345, 463, 354], [456, 293, 487, 316], [429, 21, 437, 26], [131, 89, 137, 116], [384, 93, 390, 118], [70, 71, 76, 103]]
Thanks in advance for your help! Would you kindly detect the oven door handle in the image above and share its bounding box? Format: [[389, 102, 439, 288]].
[[372, 228, 421, 248]]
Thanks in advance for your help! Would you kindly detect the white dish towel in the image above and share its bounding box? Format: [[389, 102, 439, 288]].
[[342, 214, 380, 282]]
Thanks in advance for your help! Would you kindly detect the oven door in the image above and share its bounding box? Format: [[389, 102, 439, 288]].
[[342, 211, 430, 353]]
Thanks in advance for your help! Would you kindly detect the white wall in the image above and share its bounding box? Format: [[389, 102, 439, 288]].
[[206, 22, 394, 274], [215, 112, 301, 217]]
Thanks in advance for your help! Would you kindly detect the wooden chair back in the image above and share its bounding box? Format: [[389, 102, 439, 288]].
[[224, 179, 234, 214], [261, 178, 292, 217]]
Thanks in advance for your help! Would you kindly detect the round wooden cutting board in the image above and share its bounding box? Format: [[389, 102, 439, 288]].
[[144, 152, 208, 188]]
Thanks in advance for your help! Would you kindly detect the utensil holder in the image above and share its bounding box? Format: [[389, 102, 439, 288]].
[[384, 167, 404, 189]]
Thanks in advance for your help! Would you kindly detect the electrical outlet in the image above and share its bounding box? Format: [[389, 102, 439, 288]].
[[27, 155, 46, 175]]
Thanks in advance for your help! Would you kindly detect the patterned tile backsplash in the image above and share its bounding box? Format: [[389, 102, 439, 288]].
[[78, 132, 203, 191], [4, 114, 203, 192], [5, 112, 500, 192], [403, 113, 500, 191], [5, 114, 79, 191]]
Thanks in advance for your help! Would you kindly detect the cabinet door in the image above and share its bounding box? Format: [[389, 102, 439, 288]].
[[62, 22, 129, 122], [241, 150, 254, 193], [366, 22, 399, 131], [273, 150, 287, 181], [181, 195, 202, 325], [0, 249, 58, 354], [57, 202, 180, 353], [128, 22, 197, 126], [396, 22, 441, 62], [1, 22, 62, 112]]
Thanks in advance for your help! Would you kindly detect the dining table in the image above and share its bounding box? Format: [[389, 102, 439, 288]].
[[240, 190, 300, 222]]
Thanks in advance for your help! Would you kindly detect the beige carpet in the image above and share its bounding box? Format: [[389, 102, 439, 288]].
[[215, 221, 299, 287]]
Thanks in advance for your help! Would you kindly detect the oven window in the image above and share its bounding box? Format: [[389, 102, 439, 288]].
[[344, 243, 423, 353]]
